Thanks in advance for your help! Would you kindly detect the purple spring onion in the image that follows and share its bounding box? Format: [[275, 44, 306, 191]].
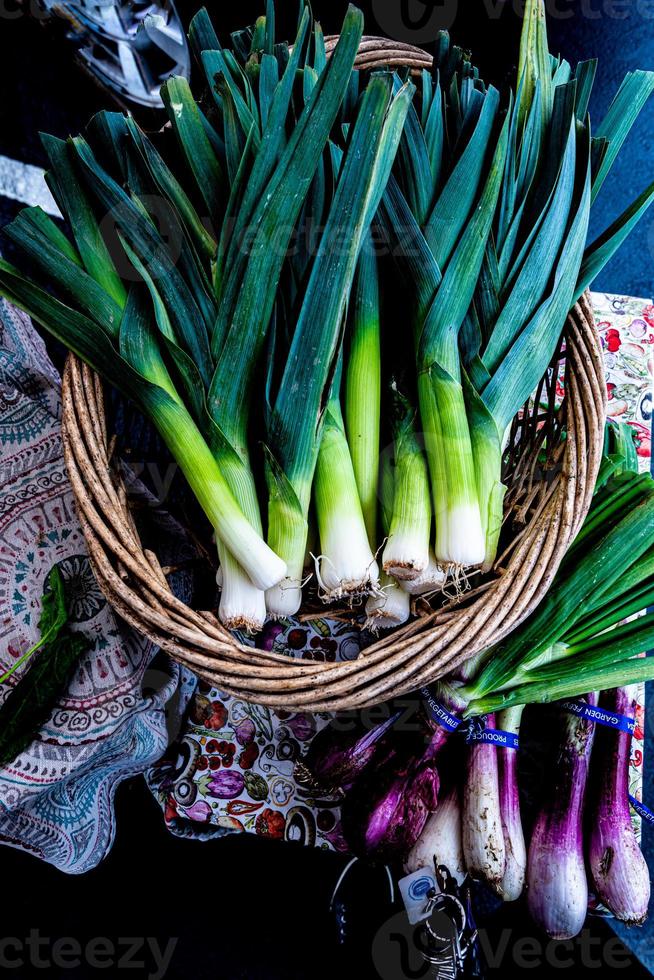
[[295, 709, 401, 793], [497, 706, 526, 902], [404, 785, 466, 886], [588, 686, 650, 925], [527, 694, 598, 940], [462, 713, 506, 895], [341, 739, 441, 858]]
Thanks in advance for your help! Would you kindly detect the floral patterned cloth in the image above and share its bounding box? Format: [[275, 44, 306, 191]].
[[594, 292, 653, 837], [148, 292, 654, 853], [0, 299, 196, 874]]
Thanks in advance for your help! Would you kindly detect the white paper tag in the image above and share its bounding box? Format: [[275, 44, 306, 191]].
[[398, 867, 441, 925]]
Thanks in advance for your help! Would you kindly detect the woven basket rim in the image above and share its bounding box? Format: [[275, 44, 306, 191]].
[[59, 37, 607, 713]]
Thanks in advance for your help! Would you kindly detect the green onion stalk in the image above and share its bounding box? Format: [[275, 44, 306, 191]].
[[381, 385, 432, 582], [365, 456, 411, 630], [382, 76, 509, 569], [433, 476, 654, 719], [265, 75, 413, 616], [314, 386, 380, 600], [345, 236, 381, 549]]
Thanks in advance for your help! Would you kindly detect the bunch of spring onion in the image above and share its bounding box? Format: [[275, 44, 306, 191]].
[[300, 448, 654, 878], [525, 689, 650, 940], [404, 688, 649, 939]]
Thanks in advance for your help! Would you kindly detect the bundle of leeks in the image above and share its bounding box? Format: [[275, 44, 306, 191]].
[[1, 0, 653, 635]]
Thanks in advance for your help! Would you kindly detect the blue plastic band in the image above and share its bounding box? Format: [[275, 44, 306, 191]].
[[562, 700, 636, 735], [467, 728, 520, 750], [630, 795, 654, 825], [420, 687, 462, 732]]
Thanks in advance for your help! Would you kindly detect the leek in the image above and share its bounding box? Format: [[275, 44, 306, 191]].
[[314, 392, 380, 600], [345, 237, 381, 547], [265, 74, 413, 615], [365, 447, 411, 630], [382, 386, 432, 582], [381, 0, 654, 572]]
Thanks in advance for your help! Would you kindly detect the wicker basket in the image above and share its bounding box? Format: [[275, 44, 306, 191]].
[[60, 40, 607, 714]]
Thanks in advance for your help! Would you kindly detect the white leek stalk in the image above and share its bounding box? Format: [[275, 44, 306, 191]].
[[462, 712, 506, 894], [366, 454, 409, 630], [365, 572, 410, 631], [419, 370, 486, 567], [382, 387, 431, 581], [217, 546, 266, 633], [315, 400, 379, 599], [400, 550, 446, 596]]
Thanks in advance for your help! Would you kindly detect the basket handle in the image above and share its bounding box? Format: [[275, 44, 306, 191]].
[[323, 34, 433, 72]]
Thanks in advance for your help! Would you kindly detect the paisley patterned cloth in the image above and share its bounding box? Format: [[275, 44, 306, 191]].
[[148, 292, 653, 853], [0, 299, 195, 874]]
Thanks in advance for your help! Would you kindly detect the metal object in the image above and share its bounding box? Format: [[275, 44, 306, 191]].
[[415, 890, 474, 979], [31, 0, 190, 108]]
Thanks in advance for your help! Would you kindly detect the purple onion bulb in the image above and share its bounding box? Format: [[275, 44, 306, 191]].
[[404, 785, 466, 886], [527, 694, 598, 940], [588, 686, 650, 925]]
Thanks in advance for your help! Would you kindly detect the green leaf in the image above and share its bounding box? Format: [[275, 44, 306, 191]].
[[0, 257, 176, 416], [483, 140, 591, 431], [188, 7, 222, 65], [419, 111, 509, 375], [516, 0, 553, 139], [592, 70, 654, 203], [125, 117, 216, 261], [482, 120, 578, 376], [161, 76, 225, 224], [574, 59, 597, 121], [424, 86, 500, 271], [71, 136, 213, 387], [395, 84, 433, 227], [0, 566, 68, 686], [118, 244, 205, 422], [258, 53, 280, 130], [577, 175, 654, 299], [269, 77, 413, 485], [118, 284, 180, 405], [209, 6, 365, 444], [218, 8, 311, 293], [0, 568, 88, 767], [40, 134, 127, 309], [4, 207, 124, 338], [200, 49, 261, 146]]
